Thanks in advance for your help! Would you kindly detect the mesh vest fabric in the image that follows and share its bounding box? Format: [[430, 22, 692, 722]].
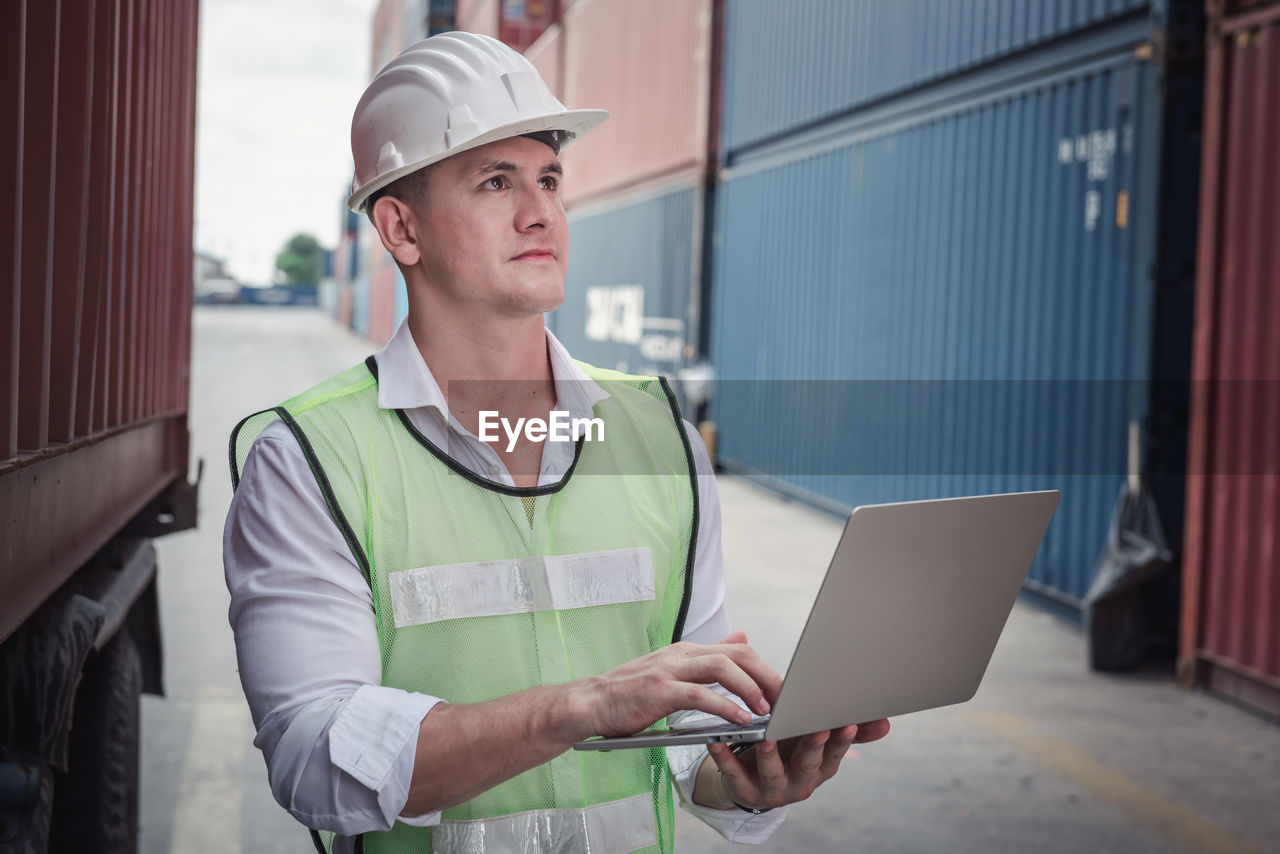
[[229, 358, 699, 854]]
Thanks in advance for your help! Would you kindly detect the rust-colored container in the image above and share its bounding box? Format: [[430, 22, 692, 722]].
[[0, 0, 198, 641], [457, 0, 501, 38], [1180, 0, 1280, 718], [558, 0, 713, 206]]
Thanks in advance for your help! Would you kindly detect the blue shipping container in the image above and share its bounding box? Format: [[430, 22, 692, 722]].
[[710, 49, 1177, 605], [721, 0, 1151, 155], [553, 182, 700, 378], [394, 266, 409, 330]]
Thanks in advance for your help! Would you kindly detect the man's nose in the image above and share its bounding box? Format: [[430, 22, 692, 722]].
[[515, 183, 556, 231]]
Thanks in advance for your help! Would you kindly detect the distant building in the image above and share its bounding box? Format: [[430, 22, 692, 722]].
[[194, 249, 240, 304]]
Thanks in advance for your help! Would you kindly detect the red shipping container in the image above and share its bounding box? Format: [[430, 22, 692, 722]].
[[1181, 1, 1280, 718], [558, 0, 714, 206], [1, 0, 198, 640]]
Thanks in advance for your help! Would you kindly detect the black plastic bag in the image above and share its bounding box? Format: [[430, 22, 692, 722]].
[[1083, 484, 1174, 671]]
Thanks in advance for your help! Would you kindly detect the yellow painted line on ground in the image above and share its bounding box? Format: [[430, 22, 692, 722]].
[[964, 708, 1259, 854], [171, 683, 252, 853]]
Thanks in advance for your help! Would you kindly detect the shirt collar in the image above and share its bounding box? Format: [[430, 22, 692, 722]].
[[372, 319, 610, 420]]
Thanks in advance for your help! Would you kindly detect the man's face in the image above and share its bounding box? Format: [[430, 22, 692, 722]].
[[414, 135, 569, 319]]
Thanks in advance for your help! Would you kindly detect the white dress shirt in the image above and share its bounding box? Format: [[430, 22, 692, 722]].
[[223, 319, 786, 845]]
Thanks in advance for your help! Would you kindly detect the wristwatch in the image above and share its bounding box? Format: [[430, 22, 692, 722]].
[[723, 742, 774, 813], [731, 799, 774, 815]]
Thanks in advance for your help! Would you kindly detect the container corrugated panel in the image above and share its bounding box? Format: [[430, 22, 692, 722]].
[[552, 182, 698, 377], [366, 225, 398, 345], [369, 264, 397, 347], [353, 276, 372, 338], [1180, 5, 1280, 715], [1218, 0, 1274, 13], [427, 0, 458, 35], [0, 0, 198, 640], [558, 0, 711, 205], [526, 21, 563, 98], [373, 0, 408, 71], [710, 54, 1164, 604], [338, 285, 353, 329], [501, 0, 558, 52], [393, 266, 409, 331], [721, 0, 1151, 155], [457, 0, 501, 37]]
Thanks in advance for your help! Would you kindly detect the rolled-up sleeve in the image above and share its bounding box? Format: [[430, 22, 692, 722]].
[[224, 424, 441, 834]]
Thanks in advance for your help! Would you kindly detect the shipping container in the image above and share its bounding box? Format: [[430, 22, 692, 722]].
[[500, 0, 558, 52], [709, 9, 1202, 608], [330, 207, 360, 324], [525, 18, 564, 98], [1180, 0, 1280, 717], [372, 0, 406, 71], [393, 266, 410, 331], [0, 0, 200, 847], [377, 0, 457, 48], [720, 0, 1169, 155], [338, 282, 353, 328], [368, 248, 398, 346], [372, 0, 459, 63], [552, 180, 701, 378], [350, 0, 458, 345], [457, 0, 501, 38], [426, 0, 459, 35], [352, 272, 372, 338], [558, 0, 714, 205], [1217, 0, 1275, 12]]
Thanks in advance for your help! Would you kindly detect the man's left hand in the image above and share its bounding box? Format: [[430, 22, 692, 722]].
[[703, 719, 891, 811]]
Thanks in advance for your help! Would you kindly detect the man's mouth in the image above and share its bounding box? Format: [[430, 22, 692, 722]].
[[515, 249, 556, 261]]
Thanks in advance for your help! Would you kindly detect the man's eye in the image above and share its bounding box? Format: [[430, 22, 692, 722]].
[[486, 176, 506, 190], [540, 176, 558, 190]]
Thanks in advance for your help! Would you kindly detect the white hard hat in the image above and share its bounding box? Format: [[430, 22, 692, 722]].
[[348, 31, 607, 213]]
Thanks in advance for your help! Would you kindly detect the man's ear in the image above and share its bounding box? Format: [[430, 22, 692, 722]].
[[370, 195, 422, 266]]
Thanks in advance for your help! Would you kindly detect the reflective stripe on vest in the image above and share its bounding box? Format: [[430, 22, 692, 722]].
[[389, 548, 655, 627], [431, 793, 656, 854]]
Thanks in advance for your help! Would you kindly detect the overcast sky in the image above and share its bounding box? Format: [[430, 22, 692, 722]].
[[195, 0, 377, 284]]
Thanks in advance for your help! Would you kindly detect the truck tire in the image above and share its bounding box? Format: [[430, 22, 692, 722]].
[[49, 629, 142, 854]]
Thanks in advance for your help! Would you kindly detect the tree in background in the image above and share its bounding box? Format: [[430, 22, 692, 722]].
[[275, 232, 325, 285]]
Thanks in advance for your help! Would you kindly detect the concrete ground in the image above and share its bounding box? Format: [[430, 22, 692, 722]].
[[140, 307, 1279, 853], [676, 474, 1279, 853]]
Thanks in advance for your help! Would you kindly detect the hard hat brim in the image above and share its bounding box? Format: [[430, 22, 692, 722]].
[[347, 108, 609, 214]]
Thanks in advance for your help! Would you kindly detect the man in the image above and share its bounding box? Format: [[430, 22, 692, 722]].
[[224, 32, 888, 852]]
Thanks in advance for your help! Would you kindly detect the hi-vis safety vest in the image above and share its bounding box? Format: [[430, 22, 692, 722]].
[[230, 356, 699, 854]]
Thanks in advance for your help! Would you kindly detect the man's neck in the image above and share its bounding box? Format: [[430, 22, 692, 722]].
[[407, 306, 557, 430]]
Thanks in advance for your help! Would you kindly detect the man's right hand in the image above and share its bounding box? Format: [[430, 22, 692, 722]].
[[402, 631, 780, 817], [562, 630, 781, 740]]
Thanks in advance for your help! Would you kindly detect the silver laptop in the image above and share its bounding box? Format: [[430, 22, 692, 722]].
[[574, 490, 1060, 751]]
